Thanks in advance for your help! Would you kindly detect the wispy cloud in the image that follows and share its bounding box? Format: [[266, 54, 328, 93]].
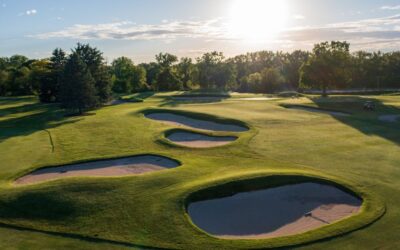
[[381, 5, 400, 10], [280, 14, 400, 50], [19, 9, 37, 16], [31, 14, 400, 51], [32, 19, 228, 41]]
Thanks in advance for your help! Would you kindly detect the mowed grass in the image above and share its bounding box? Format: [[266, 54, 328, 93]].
[[0, 93, 398, 249]]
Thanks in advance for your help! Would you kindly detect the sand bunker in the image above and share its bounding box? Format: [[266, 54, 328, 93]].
[[145, 113, 248, 132], [188, 182, 361, 239], [287, 106, 350, 117], [379, 114, 400, 123], [15, 155, 180, 185], [167, 131, 237, 148]]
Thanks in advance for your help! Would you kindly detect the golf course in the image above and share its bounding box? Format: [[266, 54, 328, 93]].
[[0, 92, 398, 249]]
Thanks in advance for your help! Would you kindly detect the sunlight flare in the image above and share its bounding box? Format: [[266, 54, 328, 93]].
[[228, 0, 288, 42]]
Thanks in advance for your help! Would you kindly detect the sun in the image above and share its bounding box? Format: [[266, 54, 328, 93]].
[[228, 0, 288, 43]]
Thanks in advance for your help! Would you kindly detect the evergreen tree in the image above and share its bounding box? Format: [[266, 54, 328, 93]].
[[60, 53, 98, 114], [39, 48, 66, 102], [73, 43, 112, 103]]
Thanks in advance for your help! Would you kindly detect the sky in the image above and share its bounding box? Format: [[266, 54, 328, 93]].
[[1, 0, 400, 62]]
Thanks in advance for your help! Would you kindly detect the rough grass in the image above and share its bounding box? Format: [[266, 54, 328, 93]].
[[0, 93, 399, 249]]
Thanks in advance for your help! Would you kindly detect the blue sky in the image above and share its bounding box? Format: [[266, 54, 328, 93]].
[[1, 0, 400, 62]]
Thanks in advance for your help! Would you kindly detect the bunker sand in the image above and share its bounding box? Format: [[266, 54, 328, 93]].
[[15, 155, 180, 185], [188, 182, 361, 239], [146, 113, 248, 132], [167, 131, 237, 148]]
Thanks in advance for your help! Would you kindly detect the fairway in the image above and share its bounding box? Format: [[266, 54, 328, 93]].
[[0, 93, 398, 249]]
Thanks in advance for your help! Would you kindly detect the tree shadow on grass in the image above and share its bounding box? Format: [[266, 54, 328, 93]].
[[0, 181, 119, 221], [135, 91, 155, 100], [308, 96, 400, 145], [0, 102, 46, 117], [0, 100, 81, 142], [0, 182, 165, 249], [0, 96, 36, 106], [0, 191, 79, 221], [159, 91, 230, 107]]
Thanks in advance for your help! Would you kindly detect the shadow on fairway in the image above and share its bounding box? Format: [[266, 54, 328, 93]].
[[134, 91, 155, 100], [0, 96, 35, 106], [309, 96, 400, 145], [0, 102, 47, 117], [0, 191, 78, 221], [0, 100, 80, 142], [159, 91, 230, 107], [0, 184, 165, 249]]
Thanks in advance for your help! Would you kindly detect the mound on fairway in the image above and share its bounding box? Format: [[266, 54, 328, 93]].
[[172, 96, 224, 101], [378, 114, 400, 123], [235, 97, 278, 101], [15, 155, 180, 185], [145, 112, 248, 132], [166, 131, 237, 148], [188, 182, 361, 239], [285, 105, 350, 117]]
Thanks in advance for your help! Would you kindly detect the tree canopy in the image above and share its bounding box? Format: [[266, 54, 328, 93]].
[[300, 41, 351, 96], [59, 53, 98, 114], [1, 41, 400, 102]]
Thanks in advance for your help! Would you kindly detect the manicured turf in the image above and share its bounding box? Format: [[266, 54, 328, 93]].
[[0, 93, 399, 249]]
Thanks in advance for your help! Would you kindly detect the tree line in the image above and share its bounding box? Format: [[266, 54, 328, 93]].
[[1, 41, 399, 112]]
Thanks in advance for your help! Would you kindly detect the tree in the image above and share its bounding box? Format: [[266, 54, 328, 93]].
[[284, 50, 309, 90], [132, 65, 148, 91], [111, 57, 148, 93], [95, 65, 112, 102], [260, 68, 285, 93], [300, 41, 351, 96], [154, 53, 181, 91], [239, 72, 262, 92], [72, 43, 112, 103], [155, 53, 178, 68], [8, 55, 28, 68], [30, 60, 52, 96], [214, 62, 237, 90], [155, 69, 182, 91], [39, 48, 67, 102], [0, 69, 8, 96], [196, 51, 225, 89], [111, 57, 135, 93], [177, 57, 194, 89], [196, 51, 237, 90], [7, 65, 32, 95], [59, 53, 98, 114], [140, 62, 160, 88]]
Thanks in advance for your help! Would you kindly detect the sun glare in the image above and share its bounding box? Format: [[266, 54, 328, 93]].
[[228, 0, 288, 43]]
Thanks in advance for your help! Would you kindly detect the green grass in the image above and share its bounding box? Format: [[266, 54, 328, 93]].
[[0, 93, 399, 249]]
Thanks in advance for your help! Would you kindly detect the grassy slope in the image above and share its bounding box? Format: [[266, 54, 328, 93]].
[[0, 94, 398, 249]]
